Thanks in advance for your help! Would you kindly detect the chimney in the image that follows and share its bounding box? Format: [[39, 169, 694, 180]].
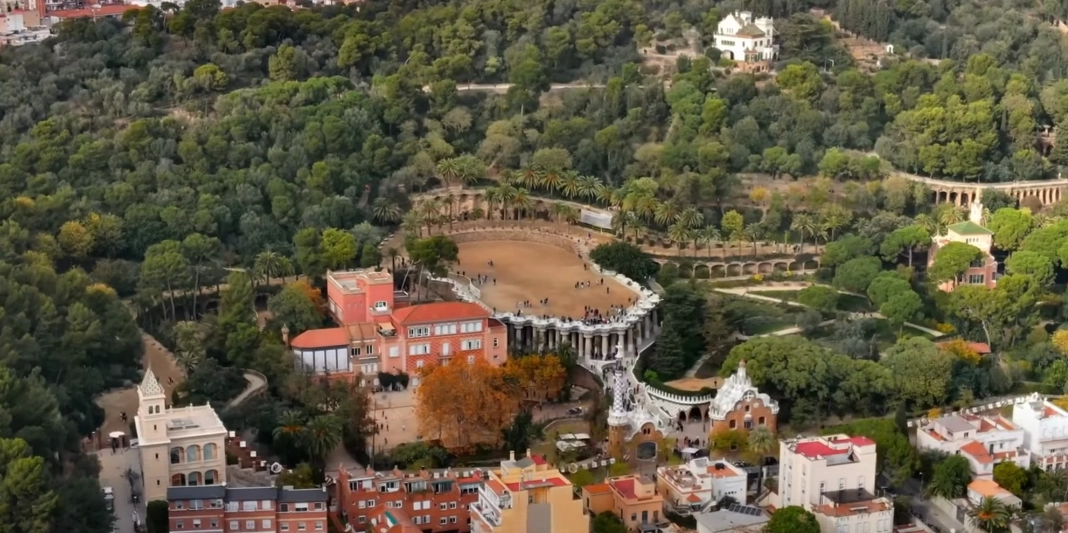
[[526, 448, 532, 459], [509, 450, 515, 461]]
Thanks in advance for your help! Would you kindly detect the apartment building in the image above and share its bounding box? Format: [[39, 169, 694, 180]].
[[335, 465, 482, 533], [470, 451, 585, 533], [916, 413, 1030, 477], [582, 474, 664, 531], [289, 269, 508, 386], [770, 435, 893, 533], [135, 368, 229, 503], [1012, 393, 1068, 471], [166, 485, 329, 533], [655, 458, 747, 514]]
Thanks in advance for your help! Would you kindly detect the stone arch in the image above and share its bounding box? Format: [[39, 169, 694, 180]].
[[171, 473, 186, 486], [758, 262, 773, 274], [727, 263, 742, 276], [688, 405, 703, 422], [773, 261, 788, 271], [711, 264, 726, 278], [186, 445, 201, 463], [804, 260, 820, 270], [742, 263, 757, 275], [694, 264, 711, 279], [788, 261, 803, 271], [678, 410, 688, 422], [205, 469, 219, 485], [188, 471, 203, 486]]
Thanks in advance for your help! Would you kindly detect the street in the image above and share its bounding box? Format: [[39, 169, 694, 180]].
[[94, 447, 146, 533]]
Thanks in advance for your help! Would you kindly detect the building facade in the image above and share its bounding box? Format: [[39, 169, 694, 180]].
[[581, 474, 664, 531], [930, 203, 998, 292], [1012, 393, 1068, 471], [712, 11, 777, 66], [708, 361, 778, 436], [289, 269, 508, 386], [470, 451, 584, 533], [770, 435, 893, 533], [166, 485, 330, 533], [134, 368, 229, 503], [656, 458, 747, 514], [915, 413, 1029, 477], [335, 465, 482, 533]]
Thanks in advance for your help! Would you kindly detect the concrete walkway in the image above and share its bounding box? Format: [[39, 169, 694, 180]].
[[227, 370, 268, 410]]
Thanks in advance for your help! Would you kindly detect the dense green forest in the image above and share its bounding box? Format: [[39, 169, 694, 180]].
[[5, 0, 1068, 529]]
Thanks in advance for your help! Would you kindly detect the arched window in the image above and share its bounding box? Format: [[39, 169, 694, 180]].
[[170, 447, 183, 465], [203, 443, 217, 461], [171, 473, 186, 486], [187, 472, 202, 486], [186, 445, 201, 463], [205, 470, 218, 485]]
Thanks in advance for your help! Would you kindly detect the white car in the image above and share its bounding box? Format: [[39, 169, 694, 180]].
[[102, 486, 115, 511]]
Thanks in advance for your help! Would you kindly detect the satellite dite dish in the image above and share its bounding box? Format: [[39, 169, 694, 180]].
[[609, 458, 617, 465], [270, 462, 284, 474], [568, 463, 579, 474]]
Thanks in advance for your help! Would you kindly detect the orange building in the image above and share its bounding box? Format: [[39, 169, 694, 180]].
[[166, 485, 329, 533], [582, 475, 664, 531], [470, 451, 585, 533], [289, 269, 508, 386], [335, 465, 482, 533]]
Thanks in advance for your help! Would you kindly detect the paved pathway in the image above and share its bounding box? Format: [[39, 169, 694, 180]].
[[422, 82, 607, 94], [95, 446, 145, 533], [227, 370, 268, 410]]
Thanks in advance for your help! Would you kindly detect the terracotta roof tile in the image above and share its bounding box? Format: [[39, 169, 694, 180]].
[[291, 327, 350, 349], [392, 302, 489, 325], [583, 483, 611, 495]]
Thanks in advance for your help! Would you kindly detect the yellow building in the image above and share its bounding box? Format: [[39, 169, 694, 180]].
[[470, 450, 586, 533], [134, 368, 228, 502], [582, 475, 665, 531]]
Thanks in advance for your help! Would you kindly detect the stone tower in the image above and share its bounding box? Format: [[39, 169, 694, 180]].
[[606, 336, 631, 460]]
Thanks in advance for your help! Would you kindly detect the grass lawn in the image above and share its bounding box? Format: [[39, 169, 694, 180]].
[[805, 317, 936, 352]]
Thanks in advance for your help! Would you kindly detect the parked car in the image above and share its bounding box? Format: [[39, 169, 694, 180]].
[[566, 407, 584, 416], [102, 487, 115, 511]]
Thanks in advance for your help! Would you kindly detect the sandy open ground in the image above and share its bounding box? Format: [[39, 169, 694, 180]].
[[95, 333, 185, 442], [456, 241, 636, 319]]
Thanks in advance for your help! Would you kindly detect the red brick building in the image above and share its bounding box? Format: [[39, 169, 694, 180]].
[[335, 466, 482, 533], [708, 361, 779, 436], [288, 269, 508, 386], [166, 485, 329, 533]]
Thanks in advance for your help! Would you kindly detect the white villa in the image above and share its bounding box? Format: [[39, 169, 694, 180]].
[[713, 11, 777, 67]]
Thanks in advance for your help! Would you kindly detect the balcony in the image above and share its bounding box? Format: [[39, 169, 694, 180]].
[[471, 502, 502, 527]]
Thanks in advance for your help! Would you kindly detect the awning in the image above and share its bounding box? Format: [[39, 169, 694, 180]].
[[573, 433, 591, 440]]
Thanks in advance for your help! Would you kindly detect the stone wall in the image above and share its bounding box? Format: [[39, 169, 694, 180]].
[[444, 229, 584, 256]]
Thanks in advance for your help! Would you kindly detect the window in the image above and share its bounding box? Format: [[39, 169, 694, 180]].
[[281, 524, 289, 532], [242, 501, 258, 512], [245, 521, 255, 531], [758, 416, 766, 425], [366, 345, 373, 355], [176, 521, 184, 530], [462, 339, 482, 350], [176, 502, 185, 510], [262, 501, 273, 510], [461, 321, 482, 333], [729, 420, 736, 429], [298, 523, 307, 531], [416, 360, 425, 368], [262, 520, 272, 530], [450, 517, 458, 524], [449, 502, 457, 509], [204, 444, 216, 461], [210, 520, 218, 529], [170, 447, 182, 464], [744, 420, 753, 430], [351, 347, 361, 356], [314, 503, 324, 511], [315, 522, 324, 531], [186, 445, 201, 462], [434, 324, 457, 335], [365, 499, 376, 508], [968, 274, 985, 284], [295, 503, 309, 512], [358, 501, 366, 509], [226, 502, 239, 512], [493, 337, 499, 348], [190, 500, 203, 511], [440, 503, 448, 510], [357, 517, 366, 524], [389, 347, 399, 358], [228, 521, 238, 531], [442, 342, 450, 355], [408, 344, 430, 356], [408, 326, 430, 338], [969, 258, 985, 268], [280, 504, 290, 512], [440, 517, 449, 525], [374, 301, 388, 311]]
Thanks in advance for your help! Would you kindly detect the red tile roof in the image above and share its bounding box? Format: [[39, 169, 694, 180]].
[[832, 436, 876, 447], [291, 327, 350, 349], [392, 302, 489, 325], [959, 440, 993, 464], [530, 454, 547, 466], [583, 483, 611, 495], [610, 478, 637, 499], [794, 441, 849, 459]]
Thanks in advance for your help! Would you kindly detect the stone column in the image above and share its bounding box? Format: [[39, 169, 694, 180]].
[[601, 334, 609, 360], [583, 333, 593, 360], [631, 326, 639, 356], [535, 326, 544, 352]]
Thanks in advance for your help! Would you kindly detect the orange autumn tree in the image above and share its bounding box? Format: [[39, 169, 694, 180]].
[[416, 357, 520, 453], [938, 338, 981, 365], [504, 354, 568, 402]]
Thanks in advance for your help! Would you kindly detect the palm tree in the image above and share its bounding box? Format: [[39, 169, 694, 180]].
[[512, 188, 533, 220], [419, 199, 441, 234], [549, 202, 569, 225], [540, 167, 562, 192], [436, 158, 460, 187], [677, 206, 704, 229], [559, 171, 581, 199], [302, 415, 343, 466], [747, 426, 775, 496], [820, 206, 852, 241], [791, 213, 817, 254], [173, 321, 203, 374], [561, 205, 580, 234], [744, 223, 763, 257], [968, 496, 1012, 533], [577, 175, 601, 200], [698, 226, 721, 258], [370, 197, 402, 224], [915, 213, 945, 238], [444, 192, 456, 230], [273, 410, 307, 444], [401, 210, 422, 238], [254, 251, 284, 286], [470, 206, 485, 220], [654, 200, 681, 227], [935, 203, 965, 226], [631, 218, 649, 243], [668, 222, 692, 254], [387, 247, 400, 272], [611, 210, 631, 237], [517, 167, 542, 190], [485, 187, 504, 220]]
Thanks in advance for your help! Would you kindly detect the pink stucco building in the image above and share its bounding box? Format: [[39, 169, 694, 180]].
[[287, 269, 508, 386]]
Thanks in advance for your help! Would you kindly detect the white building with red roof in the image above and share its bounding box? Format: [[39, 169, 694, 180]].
[[655, 457, 747, 513], [770, 435, 893, 533], [916, 412, 1029, 478], [1012, 393, 1068, 471]]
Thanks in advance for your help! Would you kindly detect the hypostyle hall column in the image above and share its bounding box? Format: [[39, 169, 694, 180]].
[[601, 334, 609, 360], [583, 333, 593, 360]]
